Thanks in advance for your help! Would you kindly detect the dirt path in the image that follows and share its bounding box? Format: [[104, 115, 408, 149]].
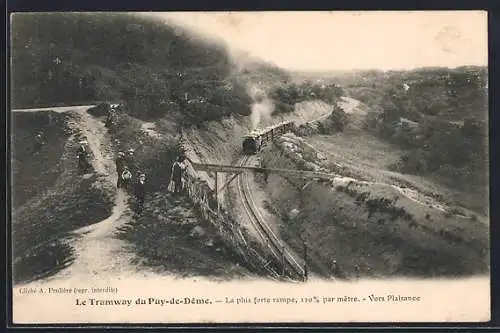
[[52, 191, 135, 279], [338, 96, 368, 115], [44, 109, 150, 282], [12, 105, 97, 113]]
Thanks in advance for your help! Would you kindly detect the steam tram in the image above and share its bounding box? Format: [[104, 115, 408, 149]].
[[242, 132, 263, 155], [242, 121, 294, 155]]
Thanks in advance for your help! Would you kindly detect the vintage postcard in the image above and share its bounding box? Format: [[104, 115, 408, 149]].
[[10, 11, 489, 324]]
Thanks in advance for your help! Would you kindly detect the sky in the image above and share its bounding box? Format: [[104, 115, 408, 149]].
[[144, 11, 487, 71]]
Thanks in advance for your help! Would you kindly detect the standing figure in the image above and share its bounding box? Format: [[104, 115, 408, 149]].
[[124, 148, 136, 174], [115, 152, 125, 187], [135, 172, 147, 214], [77, 141, 90, 172], [260, 159, 270, 183], [33, 131, 45, 155], [169, 155, 187, 194], [105, 105, 119, 128], [120, 166, 132, 189], [331, 259, 338, 275], [104, 110, 114, 128]]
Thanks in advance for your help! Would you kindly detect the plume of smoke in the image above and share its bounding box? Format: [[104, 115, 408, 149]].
[[247, 84, 275, 130], [226, 49, 278, 130]]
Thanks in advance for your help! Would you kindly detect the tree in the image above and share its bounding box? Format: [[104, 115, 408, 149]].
[[327, 105, 348, 132]]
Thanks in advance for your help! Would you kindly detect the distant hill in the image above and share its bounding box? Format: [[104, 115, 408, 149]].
[[338, 67, 489, 205], [324, 66, 488, 121], [11, 13, 255, 124]]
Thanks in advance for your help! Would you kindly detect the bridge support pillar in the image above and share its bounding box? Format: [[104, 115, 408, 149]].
[[212, 171, 243, 216], [303, 240, 308, 282], [215, 171, 219, 214], [281, 245, 285, 277]]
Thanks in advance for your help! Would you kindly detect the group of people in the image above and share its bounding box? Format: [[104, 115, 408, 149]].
[[32, 114, 188, 215], [113, 150, 189, 214]]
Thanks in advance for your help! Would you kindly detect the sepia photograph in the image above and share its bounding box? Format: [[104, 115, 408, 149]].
[[10, 11, 489, 324]]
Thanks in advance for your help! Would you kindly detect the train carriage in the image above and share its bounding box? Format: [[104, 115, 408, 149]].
[[242, 121, 294, 155]]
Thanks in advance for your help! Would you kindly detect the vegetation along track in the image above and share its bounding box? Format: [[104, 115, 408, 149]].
[[237, 155, 306, 281]]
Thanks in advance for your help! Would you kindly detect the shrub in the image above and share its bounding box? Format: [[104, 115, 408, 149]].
[[319, 105, 349, 133], [269, 81, 344, 115]]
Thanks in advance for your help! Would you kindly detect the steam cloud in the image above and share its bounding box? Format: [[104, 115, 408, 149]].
[[247, 84, 275, 130], [228, 51, 277, 130]]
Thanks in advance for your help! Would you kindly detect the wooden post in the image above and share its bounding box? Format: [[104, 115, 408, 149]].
[[303, 240, 308, 282], [281, 245, 285, 277], [215, 171, 219, 214]]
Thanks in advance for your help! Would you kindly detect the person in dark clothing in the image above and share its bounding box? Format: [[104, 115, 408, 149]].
[[135, 172, 147, 214], [77, 141, 90, 172], [124, 149, 136, 173], [115, 152, 125, 171], [33, 131, 45, 155], [115, 152, 125, 187], [105, 113, 113, 128], [77, 145, 85, 157], [260, 160, 269, 183], [170, 155, 187, 194], [105, 106, 117, 128]]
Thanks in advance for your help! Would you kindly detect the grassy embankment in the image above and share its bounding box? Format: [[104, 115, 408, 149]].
[[258, 135, 489, 279], [11, 12, 280, 279], [12, 111, 115, 283], [256, 67, 489, 279]]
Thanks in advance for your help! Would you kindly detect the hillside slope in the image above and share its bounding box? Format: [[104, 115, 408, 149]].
[[12, 111, 70, 208], [251, 82, 489, 280], [317, 66, 487, 121], [11, 12, 252, 124], [12, 110, 115, 284], [297, 67, 488, 214], [11, 13, 300, 283], [259, 131, 489, 279]]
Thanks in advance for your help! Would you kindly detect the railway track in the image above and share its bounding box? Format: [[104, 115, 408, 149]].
[[181, 134, 282, 280], [236, 155, 305, 281]]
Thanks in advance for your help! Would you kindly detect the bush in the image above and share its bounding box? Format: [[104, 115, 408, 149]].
[[270, 81, 344, 115], [320, 105, 349, 133]]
